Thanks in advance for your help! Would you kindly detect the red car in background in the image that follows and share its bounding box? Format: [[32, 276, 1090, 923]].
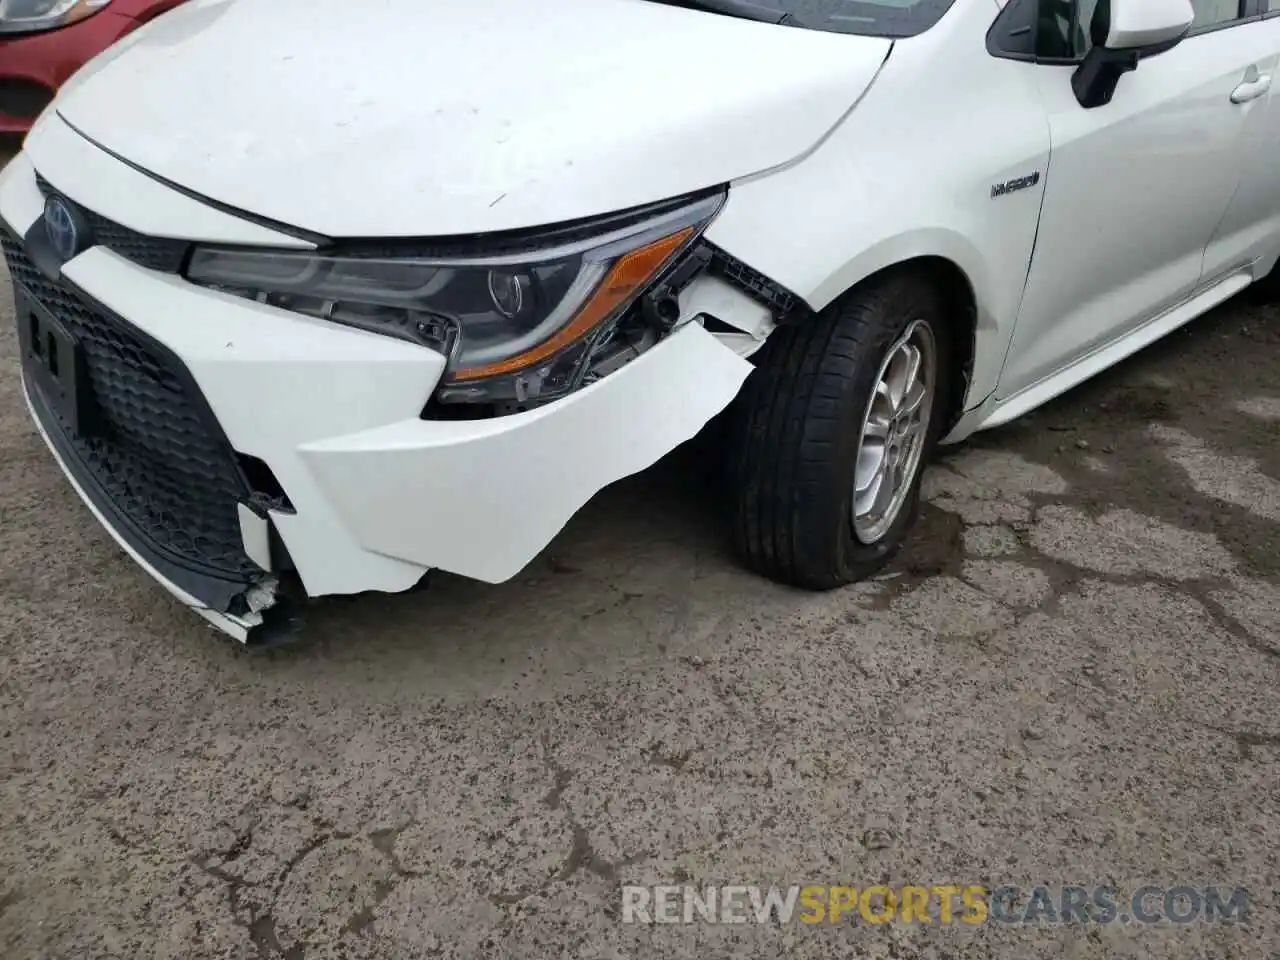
[[0, 0, 187, 134]]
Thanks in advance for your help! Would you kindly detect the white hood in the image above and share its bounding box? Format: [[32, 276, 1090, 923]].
[[53, 0, 889, 238]]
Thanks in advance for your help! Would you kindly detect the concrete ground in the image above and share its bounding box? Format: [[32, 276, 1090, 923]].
[[1, 146, 1278, 959]]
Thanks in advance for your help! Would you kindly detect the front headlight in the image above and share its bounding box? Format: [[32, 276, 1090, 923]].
[[0, 0, 112, 33], [186, 192, 723, 405]]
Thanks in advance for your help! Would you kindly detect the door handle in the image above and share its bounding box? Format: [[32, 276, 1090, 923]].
[[1232, 74, 1273, 104]]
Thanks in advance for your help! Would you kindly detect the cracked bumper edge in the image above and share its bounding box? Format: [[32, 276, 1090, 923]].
[[22, 376, 272, 644], [299, 322, 756, 584]]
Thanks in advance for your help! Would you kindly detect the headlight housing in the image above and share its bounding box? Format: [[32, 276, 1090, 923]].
[[0, 0, 111, 34], [186, 192, 723, 406]]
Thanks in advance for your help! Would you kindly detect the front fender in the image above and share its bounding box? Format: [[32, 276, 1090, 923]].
[[703, 0, 1052, 409]]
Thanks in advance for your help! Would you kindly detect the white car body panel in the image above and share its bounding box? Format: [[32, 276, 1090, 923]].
[[1205, 17, 1280, 283], [0, 154, 42, 238], [52, 0, 890, 238], [5, 0, 1280, 640], [996, 24, 1275, 401], [23, 113, 311, 248], [966, 267, 1253, 435], [1105, 0, 1195, 49], [704, 0, 1051, 410], [299, 323, 750, 584]]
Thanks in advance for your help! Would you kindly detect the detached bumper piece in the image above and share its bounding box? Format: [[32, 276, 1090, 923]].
[[1, 230, 292, 643], [1, 133, 764, 640]]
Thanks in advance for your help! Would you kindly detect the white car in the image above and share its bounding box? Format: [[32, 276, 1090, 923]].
[[1, 0, 1276, 642]]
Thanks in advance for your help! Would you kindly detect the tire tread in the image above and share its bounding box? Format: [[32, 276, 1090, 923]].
[[727, 269, 947, 589]]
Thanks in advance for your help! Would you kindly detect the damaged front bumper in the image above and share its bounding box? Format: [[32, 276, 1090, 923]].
[[20, 375, 280, 643], [0, 138, 757, 643]]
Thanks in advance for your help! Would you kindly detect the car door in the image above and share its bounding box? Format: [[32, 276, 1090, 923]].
[[1203, 1, 1280, 279], [996, 0, 1264, 402]]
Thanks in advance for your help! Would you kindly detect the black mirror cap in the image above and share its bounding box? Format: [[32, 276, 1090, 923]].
[[1070, 29, 1188, 109], [1071, 45, 1140, 109]]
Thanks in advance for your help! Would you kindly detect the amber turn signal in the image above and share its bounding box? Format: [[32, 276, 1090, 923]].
[[449, 226, 695, 382]]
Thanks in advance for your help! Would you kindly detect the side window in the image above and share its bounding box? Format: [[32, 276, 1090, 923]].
[[1034, 0, 1081, 59], [1075, 0, 1101, 52], [1189, 0, 1247, 28]]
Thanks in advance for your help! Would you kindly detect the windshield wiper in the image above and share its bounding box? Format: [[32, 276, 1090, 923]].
[[657, 0, 809, 27]]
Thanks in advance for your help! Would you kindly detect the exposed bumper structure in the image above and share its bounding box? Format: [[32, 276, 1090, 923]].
[[0, 126, 754, 642], [20, 375, 271, 642]]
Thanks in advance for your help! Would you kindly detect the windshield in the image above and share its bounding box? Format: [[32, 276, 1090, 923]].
[[648, 0, 957, 38]]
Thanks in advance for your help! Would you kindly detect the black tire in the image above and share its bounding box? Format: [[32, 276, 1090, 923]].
[[725, 267, 954, 590]]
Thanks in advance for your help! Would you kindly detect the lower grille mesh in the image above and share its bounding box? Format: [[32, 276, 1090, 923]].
[[3, 231, 260, 582]]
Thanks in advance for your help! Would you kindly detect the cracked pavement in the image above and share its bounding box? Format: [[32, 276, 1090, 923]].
[[1, 157, 1278, 958]]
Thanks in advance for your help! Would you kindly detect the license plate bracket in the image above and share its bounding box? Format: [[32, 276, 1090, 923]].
[[15, 285, 95, 437]]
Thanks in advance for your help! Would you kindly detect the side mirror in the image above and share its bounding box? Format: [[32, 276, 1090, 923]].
[[1072, 0, 1195, 109]]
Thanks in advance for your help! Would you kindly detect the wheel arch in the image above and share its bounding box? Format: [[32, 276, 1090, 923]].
[[806, 242, 983, 435]]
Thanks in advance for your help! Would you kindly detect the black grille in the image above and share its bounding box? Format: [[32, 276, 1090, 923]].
[[2, 231, 261, 587], [34, 173, 189, 273]]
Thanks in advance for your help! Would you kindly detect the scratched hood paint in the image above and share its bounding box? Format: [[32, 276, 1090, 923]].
[[53, 0, 889, 238]]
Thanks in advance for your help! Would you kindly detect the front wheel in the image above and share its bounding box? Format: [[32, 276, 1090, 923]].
[[725, 269, 953, 589]]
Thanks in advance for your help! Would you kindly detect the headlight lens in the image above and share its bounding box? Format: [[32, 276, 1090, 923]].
[[0, 0, 111, 33], [186, 193, 722, 404]]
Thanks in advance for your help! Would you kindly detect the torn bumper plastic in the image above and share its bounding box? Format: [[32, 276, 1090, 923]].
[[20, 376, 278, 643], [298, 321, 750, 585], [0, 146, 754, 641]]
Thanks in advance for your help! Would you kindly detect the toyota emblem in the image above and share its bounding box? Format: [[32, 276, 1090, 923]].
[[44, 195, 84, 263]]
